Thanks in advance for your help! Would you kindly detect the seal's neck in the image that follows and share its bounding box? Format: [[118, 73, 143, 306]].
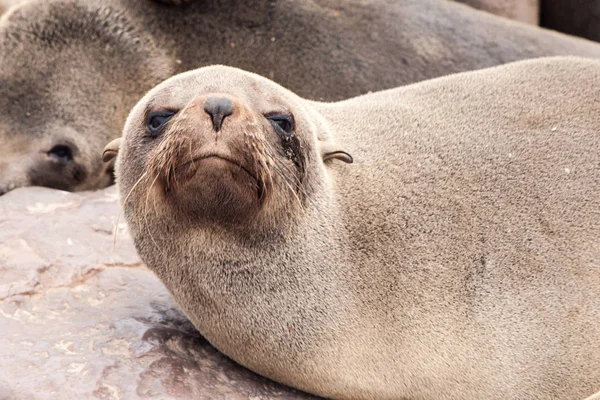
[[190, 0, 274, 28], [131, 189, 358, 387]]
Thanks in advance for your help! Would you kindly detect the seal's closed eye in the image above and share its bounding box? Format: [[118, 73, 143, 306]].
[[48, 145, 74, 164]]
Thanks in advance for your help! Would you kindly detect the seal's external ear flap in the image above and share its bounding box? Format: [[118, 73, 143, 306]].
[[320, 141, 353, 164], [102, 138, 122, 163], [323, 151, 353, 164]]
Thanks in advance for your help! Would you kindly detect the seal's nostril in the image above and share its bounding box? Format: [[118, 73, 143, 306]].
[[204, 97, 234, 133]]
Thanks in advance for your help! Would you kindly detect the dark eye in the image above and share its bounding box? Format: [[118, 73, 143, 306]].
[[266, 113, 294, 138], [147, 111, 176, 135], [48, 145, 73, 164]]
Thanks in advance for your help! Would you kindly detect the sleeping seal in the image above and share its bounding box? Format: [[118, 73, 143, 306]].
[[108, 56, 600, 399]]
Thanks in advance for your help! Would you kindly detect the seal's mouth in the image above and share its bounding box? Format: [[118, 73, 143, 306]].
[[182, 155, 256, 180], [177, 154, 264, 199]]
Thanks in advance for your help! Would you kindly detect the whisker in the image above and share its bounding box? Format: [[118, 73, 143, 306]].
[[142, 172, 165, 256], [262, 142, 315, 211], [113, 170, 149, 250]]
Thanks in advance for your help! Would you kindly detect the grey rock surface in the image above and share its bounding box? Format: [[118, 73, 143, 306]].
[[0, 186, 320, 400]]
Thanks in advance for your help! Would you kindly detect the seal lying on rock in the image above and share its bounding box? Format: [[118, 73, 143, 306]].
[[3, 0, 600, 195], [108, 56, 600, 399]]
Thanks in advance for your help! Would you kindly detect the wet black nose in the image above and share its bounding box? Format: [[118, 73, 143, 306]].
[[204, 97, 234, 132]]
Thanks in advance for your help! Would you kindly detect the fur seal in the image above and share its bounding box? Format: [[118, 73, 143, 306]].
[[541, 0, 600, 43], [3, 0, 600, 196], [109, 56, 600, 399]]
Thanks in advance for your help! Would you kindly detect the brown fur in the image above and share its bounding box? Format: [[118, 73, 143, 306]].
[[113, 57, 600, 399], [3, 0, 600, 195], [454, 0, 539, 25]]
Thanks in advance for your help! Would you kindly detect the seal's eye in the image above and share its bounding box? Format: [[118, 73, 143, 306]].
[[48, 145, 73, 164], [147, 111, 176, 135], [266, 113, 295, 138]]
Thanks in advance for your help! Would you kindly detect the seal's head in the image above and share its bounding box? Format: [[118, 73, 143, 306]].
[[109, 65, 352, 235], [0, 0, 170, 195]]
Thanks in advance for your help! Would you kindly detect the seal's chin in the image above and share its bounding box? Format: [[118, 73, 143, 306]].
[[166, 155, 262, 221]]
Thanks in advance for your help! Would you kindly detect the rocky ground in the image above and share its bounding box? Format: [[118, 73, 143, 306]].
[[0, 186, 319, 400]]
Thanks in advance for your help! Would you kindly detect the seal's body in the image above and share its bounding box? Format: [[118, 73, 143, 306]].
[[112, 57, 600, 400], [454, 0, 539, 25], [3, 0, 600, 195]]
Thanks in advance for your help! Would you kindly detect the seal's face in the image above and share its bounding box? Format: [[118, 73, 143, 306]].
[[0, 55, 118, 195], [0, 121, 107, 195], [0, 1, 170, 196], [115, 67, 323, 228]]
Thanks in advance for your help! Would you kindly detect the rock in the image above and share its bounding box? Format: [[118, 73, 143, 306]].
[[0, 186, 320, 400]]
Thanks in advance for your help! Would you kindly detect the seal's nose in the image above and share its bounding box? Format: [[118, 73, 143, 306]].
[[204, 97, 234, 133]]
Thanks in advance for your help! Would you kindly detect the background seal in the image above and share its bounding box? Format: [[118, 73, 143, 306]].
[[3, 0, 600, 194]]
